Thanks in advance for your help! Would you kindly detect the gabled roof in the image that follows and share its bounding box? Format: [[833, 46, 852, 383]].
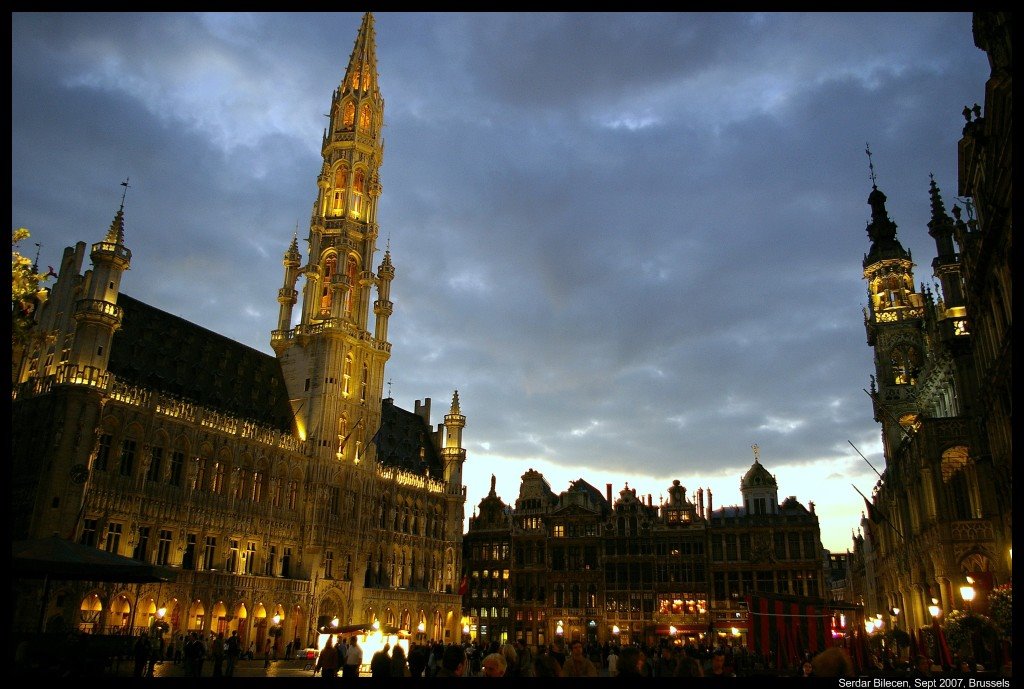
[[373, 398, 444, 478], [108, 294, 295, 432]]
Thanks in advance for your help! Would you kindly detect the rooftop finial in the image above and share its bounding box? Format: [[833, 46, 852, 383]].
[[119, 177, 131, 211], [865, 143, 877, 189], [386, 378, 393, 398], [752, 443, 760, 463]]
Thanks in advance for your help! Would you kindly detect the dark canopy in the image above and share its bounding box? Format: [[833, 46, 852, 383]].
[[12, 535, 178, 583]]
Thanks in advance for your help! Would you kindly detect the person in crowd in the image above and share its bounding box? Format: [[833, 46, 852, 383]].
[[390, 644, 411, 677], [606, 646, 619, 676], [676, 655, 704, 677], [210, 631, 225, 677], [343, 636, 363, 678], [515, 639, 535, 677], [534, 652, 562, 677], [482, 652, 507, 677], [800, 660, 815, 677], [614, 646, 644, 677], [134, 635, 151, 677], [654, 644, 675, 677], [561, 639, 598, 676], [706, 649, 736, 677], [315, 636, 341, 678], [225, 630, 242, 676], [264, 638, 273, 669], [436, 644, 467, 677], [370, 642, 392, 677], [498, 643, 519, 677], [408, 643, 429, 677], [812, 647, 855, 678]]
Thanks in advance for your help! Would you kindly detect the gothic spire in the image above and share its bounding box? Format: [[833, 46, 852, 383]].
[[341, 12, 379, 99]]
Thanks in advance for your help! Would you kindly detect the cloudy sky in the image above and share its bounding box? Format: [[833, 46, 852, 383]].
[[12, 12, 989, 552]]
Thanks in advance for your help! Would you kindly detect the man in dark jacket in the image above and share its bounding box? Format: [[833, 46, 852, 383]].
[[370, 643, 392, 677]]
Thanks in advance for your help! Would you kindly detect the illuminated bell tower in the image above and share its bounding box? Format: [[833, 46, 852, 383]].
[[274, 12, 390, 462], [861, 150, 926, 463]]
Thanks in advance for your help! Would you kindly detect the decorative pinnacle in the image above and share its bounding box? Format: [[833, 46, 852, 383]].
[[865, 143, 877, 189], [752, 443, 760, 463], [120, 177, 130, 211]]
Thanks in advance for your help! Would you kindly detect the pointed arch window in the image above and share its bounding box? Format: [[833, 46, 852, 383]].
[[343, 355, 353, 397], [350, 69, 361, 91], [344, 255, 359, 318], [351, 170, 365, 218], [321, 255, 338, 316], [360, 363, 368, 402], [343, 101, 355, 129], [331, 168, 348, 217], [890, 345, 921, 385], [359, 103, 372, 132]]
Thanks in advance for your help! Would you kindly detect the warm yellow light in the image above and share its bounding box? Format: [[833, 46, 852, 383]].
[[331, 617, 339, 628], [612, 625, 620, 635], [928, 604, 941, 618], [417, 622, 425, 633], [731, 627, 740, 636], [462, 624, 469, 634], [273, 614, 281, 625], [157, 607, 166, 619], [960, 585, 975, 602], [669, 626, 677, 636], [891, 607, 900, 616]]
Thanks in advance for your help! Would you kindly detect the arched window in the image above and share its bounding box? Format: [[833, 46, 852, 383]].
[[351, 170, 365, 218], [360, 364, 368, 402], [212, 462, 225, 494], [554, 584, 564, 607], [359, 104, 372, 132], [344, 255, 359, 318], [343, 355, 353, 397], [890, 345, 920, 385], [331, 168, 347, 216], [343, 101, 355, 129], [350, 69, 361, 91], [941, 446, 977, 520], [321, 255, 337, 315]]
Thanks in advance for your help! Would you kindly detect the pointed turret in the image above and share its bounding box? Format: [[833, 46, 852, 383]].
[[272, 234, 303, 348], [68, 184, 132, 379], [442, 390, 466, 489], [927, 176, 966, 311]]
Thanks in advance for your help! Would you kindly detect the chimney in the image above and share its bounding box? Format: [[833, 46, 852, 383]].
[[606, 483, 612, 504], [414, 397, 432, 424], [708, 489, 713, 517], [647, 494, 652, 507]]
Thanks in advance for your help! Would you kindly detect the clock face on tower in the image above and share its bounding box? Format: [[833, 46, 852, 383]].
[[70, 464, 89, 484]]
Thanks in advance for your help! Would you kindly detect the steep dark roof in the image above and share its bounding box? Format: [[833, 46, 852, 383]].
[[372, 398, 445, 478], [108, 294, 295, 432]]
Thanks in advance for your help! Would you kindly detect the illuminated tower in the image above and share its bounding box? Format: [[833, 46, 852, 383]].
[[274, 12, 390, 462], [69, 189, 132, 376], [861, 153, 926, 462]]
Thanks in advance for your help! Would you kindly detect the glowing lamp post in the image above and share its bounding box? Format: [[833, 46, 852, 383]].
[[960, 579, 976, 612], [928, 599, 941, 619]]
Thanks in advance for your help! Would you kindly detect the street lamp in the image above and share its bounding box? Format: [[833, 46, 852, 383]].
[[928, 599, 941, 619], [960, 579, 976, 612]]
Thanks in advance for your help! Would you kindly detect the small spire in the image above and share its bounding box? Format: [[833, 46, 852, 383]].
[[105, 178, 130, 245], [489, 474, 496, 496], [865, 143, 878, 189], [450, 389, 461, 415], [386, 378, 393, 398], [751, 443, 760, 464]]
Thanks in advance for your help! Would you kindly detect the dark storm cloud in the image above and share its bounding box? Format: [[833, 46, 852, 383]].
[[11, 12, 988, 549]]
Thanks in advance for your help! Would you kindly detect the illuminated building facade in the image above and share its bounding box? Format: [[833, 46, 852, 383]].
[[462, 451, 826, 649], [12, 13, 468, 648], [853, 11, 1011, 639]]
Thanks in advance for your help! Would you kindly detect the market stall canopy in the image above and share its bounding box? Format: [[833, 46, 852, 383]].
[[12, 535, 178, 583]]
